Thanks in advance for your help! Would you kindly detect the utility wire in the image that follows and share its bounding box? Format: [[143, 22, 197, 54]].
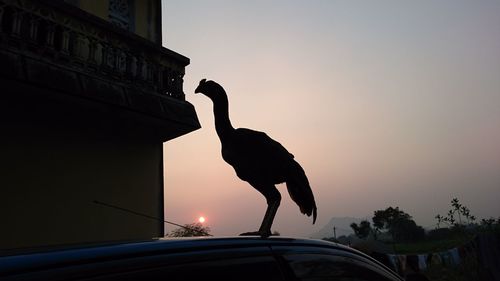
[[93, 200, 212, 236]]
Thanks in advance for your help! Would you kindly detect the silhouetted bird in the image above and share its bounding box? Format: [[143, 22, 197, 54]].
[[195, 79, 317, 238]]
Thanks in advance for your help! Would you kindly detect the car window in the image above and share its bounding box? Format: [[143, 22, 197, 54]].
[[84, 255, 284, 281], [284, 254, 400, 281]]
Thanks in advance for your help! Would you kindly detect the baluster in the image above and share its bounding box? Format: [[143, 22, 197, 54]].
[[11, 10, 22, 37], [81, 36, 90, 60], [137, 56, 146, 80], [141, 60, 148, 81], [88, 39, 96, 64], [60, 28, 70, 55], [165, 69, 172, 95], [101, 44, 116, 71], [176, 72, 185, 99], [127, 54, 137, 78], [171, 71, 178, 98], [88, 39, 103, 65], [72, 33, 80, 58], [94, 41, 103, 65], [144, 61, 151, 83], [101, 44, 108, 68], [158, 66, 164, 92], [152, 65, 160, 90], [28, 16, 39, 42], [116, 48, 126, 74], [149, 63, 156, 84], [107, 46, 116, 70], [45, 23, 55, 48], [73, 33, 89, 60], [0, 6, 5, 33], [100, 44, 108, 68]]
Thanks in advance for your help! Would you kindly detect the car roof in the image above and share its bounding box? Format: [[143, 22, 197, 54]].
[[0, 236, 395, 279], [1, 236, 354, 260]]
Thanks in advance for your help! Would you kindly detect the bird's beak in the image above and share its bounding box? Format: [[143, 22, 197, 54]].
[[194, 85, 202, 94]]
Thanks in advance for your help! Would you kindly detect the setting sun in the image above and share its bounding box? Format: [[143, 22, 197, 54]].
[[198, 216, 206, 223]]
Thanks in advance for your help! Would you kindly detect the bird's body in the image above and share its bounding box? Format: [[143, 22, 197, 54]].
[[195, 79, 317, 237], [222, 128, 292, 184]]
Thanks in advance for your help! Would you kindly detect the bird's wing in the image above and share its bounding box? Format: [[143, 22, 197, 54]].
[[224, 129, 317, 224], [233, 128, 294, 160], [222, 128, 294, 182]]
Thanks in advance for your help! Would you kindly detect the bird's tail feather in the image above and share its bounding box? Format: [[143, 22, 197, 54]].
[[285, 160, 317, 224]]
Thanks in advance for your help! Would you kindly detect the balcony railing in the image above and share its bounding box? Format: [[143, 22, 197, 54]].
[[0, 0, 189, 101]]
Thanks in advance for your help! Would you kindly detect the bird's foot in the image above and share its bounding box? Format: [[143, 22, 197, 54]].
[[239, 230, 272, 238]]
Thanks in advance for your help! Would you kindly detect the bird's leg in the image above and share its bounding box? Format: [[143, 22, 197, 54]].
[[259, 195, 281, 236], [240, 185, 281, 238]]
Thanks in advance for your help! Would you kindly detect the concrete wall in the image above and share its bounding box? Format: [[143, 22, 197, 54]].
[[77, 0, 109, 20], [0, 95, 164, 250], [133, 0, 161, 44]]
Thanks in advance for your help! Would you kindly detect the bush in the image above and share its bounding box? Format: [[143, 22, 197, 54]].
[[427, 228, 453, 240]]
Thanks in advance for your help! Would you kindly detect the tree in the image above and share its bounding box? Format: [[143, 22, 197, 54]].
[[372, 207, 410, 234], [451, 198, 462, 225], [435, 214, 444, 229], [392, 218, 425, 242], [167, 223, 211, 237], [350, 220, 372, 239], [372, 206, 424, 242]]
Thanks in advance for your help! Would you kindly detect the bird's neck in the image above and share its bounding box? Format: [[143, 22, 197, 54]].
[[212, 94, 234, 142]]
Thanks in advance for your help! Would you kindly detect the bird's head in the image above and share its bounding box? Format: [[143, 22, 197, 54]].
[[194, 79, 226, 100]]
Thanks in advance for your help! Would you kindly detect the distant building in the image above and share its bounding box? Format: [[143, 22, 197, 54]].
[[0, 0, 199, 250]]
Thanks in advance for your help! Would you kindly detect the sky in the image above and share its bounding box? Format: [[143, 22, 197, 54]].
[[161, 0, 500, 237]]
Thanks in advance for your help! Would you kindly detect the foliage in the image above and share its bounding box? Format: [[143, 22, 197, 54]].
[[167, 222, 211, 237], [435, 198, 500, 239], [435, 198, 476, 229], [372, 206, 424, 242], [424, 250, 483, 281], [479, 217, 500, 232], [393, 234, 472, 254], [373, 206, 410, 233], [393, 219, 425, 242], [426, 228, 454, 241], [350, 220, 372, 239]]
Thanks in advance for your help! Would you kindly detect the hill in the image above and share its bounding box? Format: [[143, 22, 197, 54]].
[[309, 217, 364, 239]]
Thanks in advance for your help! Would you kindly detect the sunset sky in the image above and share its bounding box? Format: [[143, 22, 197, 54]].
[[161, 0, 500, 237]]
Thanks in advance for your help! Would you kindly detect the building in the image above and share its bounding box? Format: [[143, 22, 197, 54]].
[[0, 0, 200, 250]]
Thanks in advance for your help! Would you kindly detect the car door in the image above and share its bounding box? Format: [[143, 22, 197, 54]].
[[80, 246, 286, 281]]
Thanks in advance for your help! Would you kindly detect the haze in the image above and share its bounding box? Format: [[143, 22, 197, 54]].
[[162, 0, 500, 237]]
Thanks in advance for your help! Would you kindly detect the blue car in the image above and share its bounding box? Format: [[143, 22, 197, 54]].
[[0, 237, 405, 280]]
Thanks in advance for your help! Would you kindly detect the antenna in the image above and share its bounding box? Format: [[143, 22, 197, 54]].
[[93, 200, 212, 236]]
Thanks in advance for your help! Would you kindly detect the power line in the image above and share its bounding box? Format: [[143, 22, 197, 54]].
[[93, 200, 212, 236]]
